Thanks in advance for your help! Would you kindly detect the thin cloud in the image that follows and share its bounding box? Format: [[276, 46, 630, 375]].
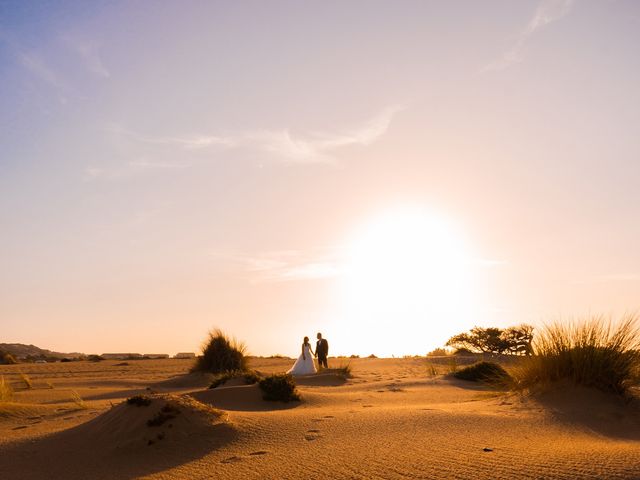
[[109, 105, 403, 166], [217, 248, 344, 282], [481, 0, 574, 73], [84, 158, 188, 180], [473, 258, 507, 268], [68, 38, 111, 78], [112, 125, 236, 150], [19, 51, 65, 89], [251, 105, 403, 163]]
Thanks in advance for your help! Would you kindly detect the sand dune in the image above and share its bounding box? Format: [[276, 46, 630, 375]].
[[1, 358, 639, 479]]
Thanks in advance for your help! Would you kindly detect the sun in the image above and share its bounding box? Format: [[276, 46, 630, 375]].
[[337, 206, 476, 356]]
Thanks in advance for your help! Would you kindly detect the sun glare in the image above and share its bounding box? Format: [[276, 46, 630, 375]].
[[338, 207, 475, 355]]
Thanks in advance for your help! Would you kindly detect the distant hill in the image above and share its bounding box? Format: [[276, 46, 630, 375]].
[[0, 343, 82, 359]]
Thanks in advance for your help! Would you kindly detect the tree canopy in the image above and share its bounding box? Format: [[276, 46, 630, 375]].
[[446, 325, 534, 355]]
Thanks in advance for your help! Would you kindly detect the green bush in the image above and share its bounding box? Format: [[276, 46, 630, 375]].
[[193, 329, 247, 374], [514, 315, 640, 395], [258, 374, 300, 402], [453, 361, 511, 384]]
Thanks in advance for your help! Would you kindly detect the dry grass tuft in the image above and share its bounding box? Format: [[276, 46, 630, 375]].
[[0, 376, 13, 402], [193, 329, 248, 374], [335, 362, 352, 378], [425, 362, 439, 377], [453, 361, 511, 386], [513, 314, 640, 395], [70, 390, 88, 409], [19, 372, 32, 389]]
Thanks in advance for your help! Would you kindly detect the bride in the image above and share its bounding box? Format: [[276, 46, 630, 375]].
[[287, 336, 317, 375]]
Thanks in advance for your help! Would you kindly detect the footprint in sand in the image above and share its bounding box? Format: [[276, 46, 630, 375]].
[[362, 404, 374, 408], [323, 415, 334, 419], [304, 429, 323, 441], [249, 451, 268, 456], [12, 425, 28, 430]]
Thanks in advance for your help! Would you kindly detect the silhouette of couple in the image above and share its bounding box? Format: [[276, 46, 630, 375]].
[[286, 333, 329, 375]]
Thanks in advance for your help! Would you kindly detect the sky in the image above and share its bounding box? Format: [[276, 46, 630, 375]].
[[1, 0, 639, 357]]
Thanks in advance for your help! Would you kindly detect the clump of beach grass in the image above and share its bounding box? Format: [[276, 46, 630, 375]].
[[259, 373, 300, 402], [70, 390, 88, 409], [0, 376, 13, 402], [335, 362, 352, 378], [513, 314, 640, 396], [453, 361, 511, 386], [193, 329, 248, 374]]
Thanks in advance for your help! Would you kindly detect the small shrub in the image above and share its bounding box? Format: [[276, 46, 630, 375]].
[[60, 358, 73, 363], [259, 374, 300, 402], [193, 329, 247, 374], [453, 347, 473, 355], [513, 315, 640, 395], [243, 370, 261, 384], [127, 395, 152, 407], [147, 403, 180, 427], [368, 354, 377, 359], [453, 361, 511, 385], [427, 348, 449, 357], [0, 376, 13, 402], [87, 355, 103, 362], [349, 354, 360, 359]]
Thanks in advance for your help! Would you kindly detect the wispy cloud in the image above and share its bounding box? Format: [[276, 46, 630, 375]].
[[481, 0, 575, 73], [18, 51, 65, 89], [66, 37, 111, 78], [106, 105, 403, 171], [250, 105, 403, 163], [215, 248, 344, 282], [84, 157, 189, 180], [112, 125, 237, 150]]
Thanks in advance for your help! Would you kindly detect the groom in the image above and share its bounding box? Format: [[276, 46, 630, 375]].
[[315, 332, 329, 369]]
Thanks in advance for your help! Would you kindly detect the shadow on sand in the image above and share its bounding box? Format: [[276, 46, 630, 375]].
[[190, 383, 301, 412], [0, 395, 237, 480], [529, 384, 640, 440]]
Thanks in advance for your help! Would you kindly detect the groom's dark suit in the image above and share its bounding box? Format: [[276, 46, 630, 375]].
[[316, 338, 329, 368]]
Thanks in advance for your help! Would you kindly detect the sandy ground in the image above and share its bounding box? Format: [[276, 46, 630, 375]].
[[1, 357, 639, 479]]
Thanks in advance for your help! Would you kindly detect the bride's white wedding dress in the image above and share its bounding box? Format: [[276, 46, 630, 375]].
[[287, 344, 317, 375]]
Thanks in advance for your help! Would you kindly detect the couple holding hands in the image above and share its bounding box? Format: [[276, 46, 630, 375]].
[[287, 332, 329, 375]]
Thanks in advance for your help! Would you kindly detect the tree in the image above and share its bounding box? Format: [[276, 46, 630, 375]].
[[446, 325, 535, 356], [501, 324, 534, 356]]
